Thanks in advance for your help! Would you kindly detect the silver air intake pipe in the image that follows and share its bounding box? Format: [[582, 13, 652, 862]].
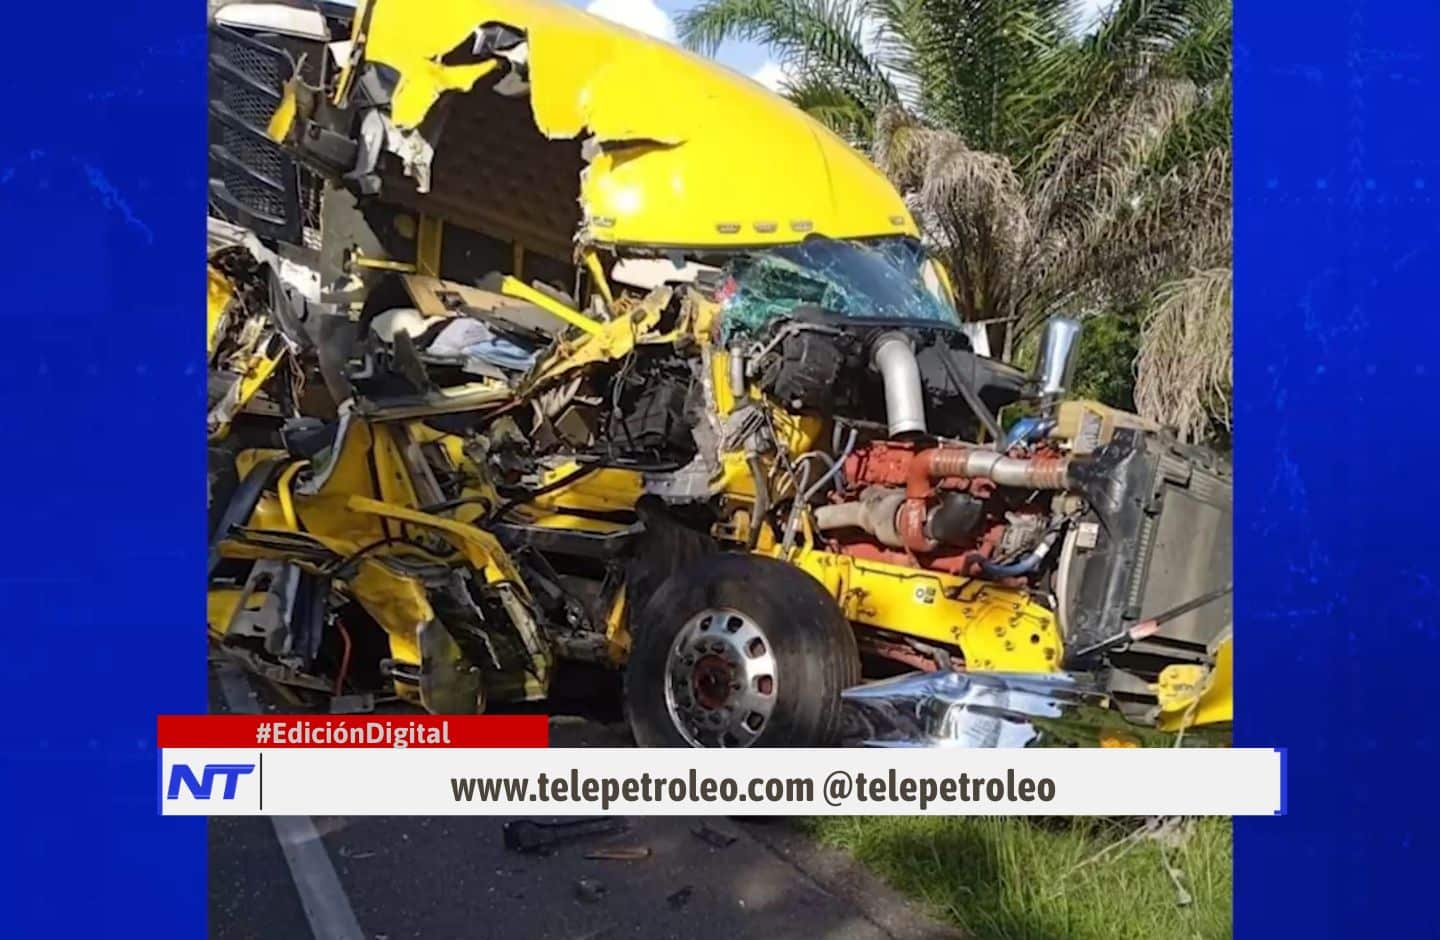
[[871, 331, 927, 436]]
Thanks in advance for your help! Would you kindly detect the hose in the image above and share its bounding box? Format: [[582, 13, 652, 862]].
[[1004, 416, 1056, 450], [812, 501, 868, 532], [972, 525, 1063, 579], [936, 348, 1005, 444], [906, 447, 1071, 498], [487, 462, 602, 522], [1054, 523, 1079, 638], [812, 489, 907, 548], [778, 460, 813, 555], [779, 428, 859, 553], [791, 450, 835, 482], [333, 619, 353, 696], [801, 428, 857, 501]]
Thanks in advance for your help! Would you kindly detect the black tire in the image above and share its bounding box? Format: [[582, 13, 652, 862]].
[[625, 553, 861, 747]]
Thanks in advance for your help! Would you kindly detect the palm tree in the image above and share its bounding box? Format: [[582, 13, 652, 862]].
[[680, 0, 1232, 443]]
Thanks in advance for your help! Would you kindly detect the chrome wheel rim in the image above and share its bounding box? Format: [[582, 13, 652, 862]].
[[662, 607, 779, 747]]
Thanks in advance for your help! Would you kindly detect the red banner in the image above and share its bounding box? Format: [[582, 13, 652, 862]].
[[157, 714, 549, 748]]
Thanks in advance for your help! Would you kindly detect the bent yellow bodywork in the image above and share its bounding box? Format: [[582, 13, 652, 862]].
[[497, 275, 602, 335], [206, 264, 233, 356], [778, 546, 1064, 674], [347, 0, 917, 249], [214, 406, 557, 707], [266, 79, 300, 143], [1156, 635, 1233, 729]]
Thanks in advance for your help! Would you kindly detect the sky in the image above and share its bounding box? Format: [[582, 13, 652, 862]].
[[572, 0, 1113, 91], [316, 0, 1111, 92], [576, 0, 773, 85]]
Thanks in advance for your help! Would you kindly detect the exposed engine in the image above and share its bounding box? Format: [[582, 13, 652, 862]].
[[819, 439, 1063, 578], [727, 308, 1232, 688], [743, 314, 1072, 581]]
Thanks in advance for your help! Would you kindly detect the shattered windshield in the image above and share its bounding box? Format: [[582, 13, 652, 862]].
[[720, 237, 959, 337]]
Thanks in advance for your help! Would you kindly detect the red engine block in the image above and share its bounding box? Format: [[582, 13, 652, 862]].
[[841, 439, 920, 488], [841, 440, 994, 499], [830, 439, 1045, 578]]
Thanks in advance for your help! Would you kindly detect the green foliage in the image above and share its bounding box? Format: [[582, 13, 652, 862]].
[[999, 313, 1141, 426], [802, 815, 1233, 940], [1072, 313, 1140, 411], [889, 0, 1076, 157]]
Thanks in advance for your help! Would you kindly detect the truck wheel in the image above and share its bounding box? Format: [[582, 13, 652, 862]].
[[625, 554, 860, 747]]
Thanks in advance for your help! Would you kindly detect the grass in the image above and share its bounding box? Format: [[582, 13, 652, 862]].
[[800, 815, 1232, 940]]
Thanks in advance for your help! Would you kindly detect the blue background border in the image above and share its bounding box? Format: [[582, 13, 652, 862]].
[[1235, 2, 1439, 935], [0, 2, 207, 934], [1, 1, 1436, 935]]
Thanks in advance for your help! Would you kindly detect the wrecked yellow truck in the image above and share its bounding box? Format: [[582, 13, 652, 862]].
[[205, 0, 1233, 747]]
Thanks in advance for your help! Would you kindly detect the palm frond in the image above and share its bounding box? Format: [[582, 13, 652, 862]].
[[784, 74, 874, 137], [1135, 267, 1232, 442], [1015, 77, 1201, 335], [1110, 144, 1231, 280], [876, 109, 1031, 323], [858, 0, 929, 109], [1166, 0, 1231, 85], [1028, 0, 1205, 172], [678, 0, 899, 112], [905, 0, 1074, 155]]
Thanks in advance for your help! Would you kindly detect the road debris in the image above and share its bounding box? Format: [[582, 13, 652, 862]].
[[503, 818, 628, 855], [690, 824, 737, 849], [336, 845, 376, 861], [584, 846, 652, 861], [666, 886, 694, 910], [574, 878, 608, 903]]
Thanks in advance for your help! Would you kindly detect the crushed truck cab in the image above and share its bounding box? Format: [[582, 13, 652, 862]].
[[205, 0, 1232, 747]]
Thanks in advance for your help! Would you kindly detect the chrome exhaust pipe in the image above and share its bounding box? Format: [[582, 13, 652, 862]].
[[1033, 316, 1083, 404]]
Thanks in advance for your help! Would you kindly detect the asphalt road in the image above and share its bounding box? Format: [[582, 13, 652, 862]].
[[207, 662, 959, 940]]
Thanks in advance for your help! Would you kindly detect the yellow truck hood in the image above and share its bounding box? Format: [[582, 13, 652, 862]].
[[351, 0, 917, 251]]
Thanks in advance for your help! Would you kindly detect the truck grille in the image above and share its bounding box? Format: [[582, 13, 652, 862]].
[[207, 25, 301, 243]]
